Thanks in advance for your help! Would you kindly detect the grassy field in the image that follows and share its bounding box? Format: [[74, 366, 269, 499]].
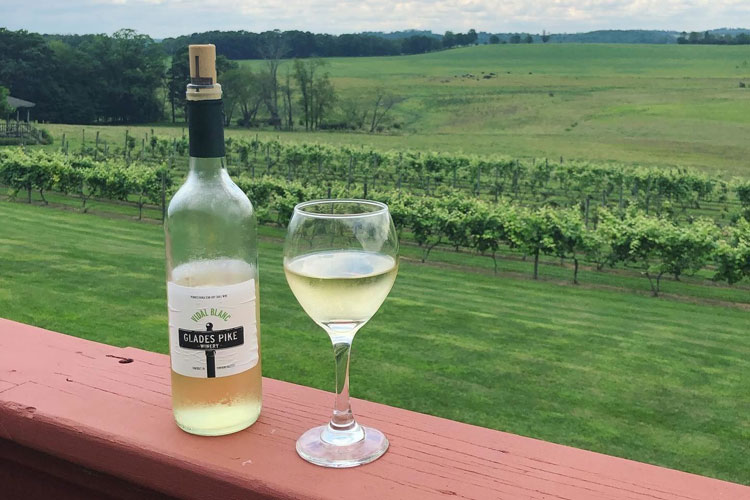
[[1, 201, 748, 484], [38, 44, 750, 176]]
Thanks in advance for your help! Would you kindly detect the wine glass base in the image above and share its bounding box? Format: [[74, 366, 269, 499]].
[[296, 425, 389, 468]]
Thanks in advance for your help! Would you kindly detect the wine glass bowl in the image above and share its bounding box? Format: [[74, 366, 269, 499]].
[[283, 199, 398, 468]]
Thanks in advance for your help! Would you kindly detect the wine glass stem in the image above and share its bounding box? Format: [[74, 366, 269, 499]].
[[330, 341, 357, 431]]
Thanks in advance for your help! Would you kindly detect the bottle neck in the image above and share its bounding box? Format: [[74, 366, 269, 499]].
[[188, 156, 226, 180], [187, 98, 225, 159]]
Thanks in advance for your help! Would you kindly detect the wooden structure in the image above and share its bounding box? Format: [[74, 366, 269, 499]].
[[1, 97, 45, 143], [0, 318, 748, 499], [6, 96, 35, 123]]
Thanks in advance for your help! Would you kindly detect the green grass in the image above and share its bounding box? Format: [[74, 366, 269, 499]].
[[1, 201, 747, 484], [37, 44, 750, 176]]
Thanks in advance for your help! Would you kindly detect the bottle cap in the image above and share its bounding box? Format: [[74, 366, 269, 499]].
[[186, 44, 222, 101]]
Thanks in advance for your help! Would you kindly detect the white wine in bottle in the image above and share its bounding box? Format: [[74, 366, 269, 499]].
[[164, 44, 261, 436]]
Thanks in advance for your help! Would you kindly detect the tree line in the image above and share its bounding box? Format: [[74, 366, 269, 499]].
[[160, 29, 478, 59], [1, 29, 164, 124], [677, 31, 750, 45], [2, 28, 406, 130], [1, 147, 748, 292]]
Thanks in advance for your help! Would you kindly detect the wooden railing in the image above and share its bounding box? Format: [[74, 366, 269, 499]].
[[0, 121, 43, 142], [0, 318, 747, 500]]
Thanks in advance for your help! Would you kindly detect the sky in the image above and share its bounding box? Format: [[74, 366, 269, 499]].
[[1, 0, 749, 38]]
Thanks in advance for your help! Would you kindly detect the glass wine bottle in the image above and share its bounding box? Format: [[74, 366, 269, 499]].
[[164, 44, 261, 436]]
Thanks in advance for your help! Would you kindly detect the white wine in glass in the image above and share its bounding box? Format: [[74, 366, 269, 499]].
[[284, 200, 399, 467]]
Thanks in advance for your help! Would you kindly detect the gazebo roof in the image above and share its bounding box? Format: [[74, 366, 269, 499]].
[[7, 96, 35, 109]]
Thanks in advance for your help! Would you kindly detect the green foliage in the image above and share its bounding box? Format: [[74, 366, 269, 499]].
[[735, 179, 750, 209], [0, 86, 11, 118], [0, 28, 164, 123], [0, 147, 745, 289], [0, 147, 34, 201], [713, 219, 750, 284], [506, 206, 559, 279], [603, 210, 719, 295]]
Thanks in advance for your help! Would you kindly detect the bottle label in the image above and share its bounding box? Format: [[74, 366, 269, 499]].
[[168, 279, 258, 378]]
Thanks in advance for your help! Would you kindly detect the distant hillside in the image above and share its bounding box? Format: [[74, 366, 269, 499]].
[[476, 30, 678, 44], [370, 28, 750, 45], [360, 30, 440, 40]]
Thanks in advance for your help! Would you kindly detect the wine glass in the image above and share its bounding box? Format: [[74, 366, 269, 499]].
[[283, 199, 399, 468]]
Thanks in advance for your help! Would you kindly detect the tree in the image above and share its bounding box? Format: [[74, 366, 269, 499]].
[[166, 45, 236, 124], [312, 72, 336, 129], [166, 45, 189, 123], [489, 35, 500, 45], [524, 34, 533, 44], [369, 89, 402, 133], [222, 66, 263, 127], [340, 97, 370, 130], [0, 86, 11, 118], [509, 34, 522, 44], [443, 31, 456, 48], [542, 30, 551, 43], [401, 35, 441, 54], [280, 69, 294, 131], [258, 30, 288, 128], [294, 58, 329, 131], [80, 29, 165, 123], [0, 29, 67, 123]]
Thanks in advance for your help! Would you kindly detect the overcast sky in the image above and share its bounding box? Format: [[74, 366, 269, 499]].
[[2, 0, 749, 38]]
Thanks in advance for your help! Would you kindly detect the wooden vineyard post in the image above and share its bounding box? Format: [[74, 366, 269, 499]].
[[81, 129, 85, 154], [94, 131, 100, 161], [348, 154, 354, 189], [397, 153, 403, 191], [494, 164, 500, 203], [161, 165, 167, 222], [61, 133, 67, 156], [475, 163, 481, 195]]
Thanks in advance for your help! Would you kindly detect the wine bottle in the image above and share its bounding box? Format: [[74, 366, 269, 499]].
[[164, 44, 261, 436]]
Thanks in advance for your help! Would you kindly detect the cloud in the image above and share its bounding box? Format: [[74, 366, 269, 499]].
[[1, 0, 748, 37]]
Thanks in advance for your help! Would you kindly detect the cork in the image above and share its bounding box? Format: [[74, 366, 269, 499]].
[[189, 45, 217, 85], [186, 44, 222, 101]]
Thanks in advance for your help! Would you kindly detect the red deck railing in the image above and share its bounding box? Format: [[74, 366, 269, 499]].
[[0, 318, 747, 499]]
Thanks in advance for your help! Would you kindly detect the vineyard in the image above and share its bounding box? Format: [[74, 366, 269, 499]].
[[2, 136, 749, 292]]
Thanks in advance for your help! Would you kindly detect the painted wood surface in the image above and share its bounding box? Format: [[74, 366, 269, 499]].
[[0, 318, 747, 499]]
